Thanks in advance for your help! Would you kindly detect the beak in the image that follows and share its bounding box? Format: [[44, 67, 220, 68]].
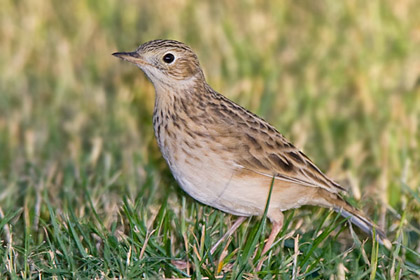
[[112, 51, 147, 65]]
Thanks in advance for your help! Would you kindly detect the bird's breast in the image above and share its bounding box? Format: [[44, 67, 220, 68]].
[[152, 108, 266, 216]]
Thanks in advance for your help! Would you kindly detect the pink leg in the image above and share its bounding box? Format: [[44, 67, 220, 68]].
[[261, 219, 283, 256], [257, 212, 284, 270], [210, 216, 247, 255]]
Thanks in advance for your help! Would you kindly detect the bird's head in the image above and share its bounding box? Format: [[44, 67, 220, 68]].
[[113, 39, 204, 88]]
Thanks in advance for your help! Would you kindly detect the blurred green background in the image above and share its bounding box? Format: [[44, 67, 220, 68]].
[[1, 0, 419, 278]]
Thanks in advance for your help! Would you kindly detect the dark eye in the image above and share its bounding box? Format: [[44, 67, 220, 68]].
[[163, 53, 175, 64]]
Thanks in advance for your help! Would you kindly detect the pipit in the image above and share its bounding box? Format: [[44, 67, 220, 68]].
[[113, 39, 389, 255]]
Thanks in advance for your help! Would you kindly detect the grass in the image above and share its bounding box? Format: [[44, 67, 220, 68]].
[[1, 0, 420, 278]]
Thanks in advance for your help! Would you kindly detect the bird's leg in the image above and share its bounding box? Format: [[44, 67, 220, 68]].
[[261, 212, 284, 256], [210, 216, 247, 255], [261, 218, 283, 256], [257, 212, 284, 270]]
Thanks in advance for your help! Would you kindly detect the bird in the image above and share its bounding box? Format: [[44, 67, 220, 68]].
[[113, 39, 389, 256]]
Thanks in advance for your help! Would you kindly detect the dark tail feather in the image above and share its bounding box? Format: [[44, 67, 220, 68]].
[[317, 189, 391, 248], [336, 206, 390, 248]]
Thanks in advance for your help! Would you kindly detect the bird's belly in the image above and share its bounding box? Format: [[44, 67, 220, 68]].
[[173, 170, 264, 216], [156, 128, 315, 218], [167, 155, 318, 217], [163, 150, 275, 216]]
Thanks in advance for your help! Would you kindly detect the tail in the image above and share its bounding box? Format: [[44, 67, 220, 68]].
[[337, 205, 389, 245], [316, 189, 391, 248]]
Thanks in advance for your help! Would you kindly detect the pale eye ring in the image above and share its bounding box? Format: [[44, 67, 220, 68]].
[[163, 53, 175, 64]]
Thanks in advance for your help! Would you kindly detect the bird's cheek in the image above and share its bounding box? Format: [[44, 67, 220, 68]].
[[177, 59, 200, 78]]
